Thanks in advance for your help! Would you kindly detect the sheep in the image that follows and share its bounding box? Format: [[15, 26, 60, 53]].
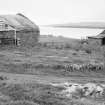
[[65, 64, 73, 72]]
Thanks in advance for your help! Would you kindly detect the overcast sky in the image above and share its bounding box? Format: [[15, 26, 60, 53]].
[[0, 0, 105, 25]]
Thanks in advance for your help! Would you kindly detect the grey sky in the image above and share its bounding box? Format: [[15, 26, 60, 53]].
[[0, 0, 105, 25]]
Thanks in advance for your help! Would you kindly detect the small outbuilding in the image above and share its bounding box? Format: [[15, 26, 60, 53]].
[[88, 30, 105, 46], [0, 13, 40, 46]]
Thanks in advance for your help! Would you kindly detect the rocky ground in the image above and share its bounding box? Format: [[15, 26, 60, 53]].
[[0, 47, 104, 105]]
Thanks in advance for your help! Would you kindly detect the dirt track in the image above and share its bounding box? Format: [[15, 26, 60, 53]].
[[0, 72, 105, 85]]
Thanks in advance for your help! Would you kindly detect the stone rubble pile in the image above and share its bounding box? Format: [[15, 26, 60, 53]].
[[51, 82, 105, 98]]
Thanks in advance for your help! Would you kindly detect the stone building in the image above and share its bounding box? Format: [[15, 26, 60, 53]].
[[0, 13, 40, 46], [88, 30, 105, 46]]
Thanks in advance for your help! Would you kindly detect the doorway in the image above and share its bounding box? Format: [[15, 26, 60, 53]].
[[102, 38, 105, 45]]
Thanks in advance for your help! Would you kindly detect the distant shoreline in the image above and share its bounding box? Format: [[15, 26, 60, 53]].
[[41, 22, 105, 29], [51, 26, 105, 29]]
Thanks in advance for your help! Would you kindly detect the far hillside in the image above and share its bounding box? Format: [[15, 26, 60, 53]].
[[49, 22, 105, 29]]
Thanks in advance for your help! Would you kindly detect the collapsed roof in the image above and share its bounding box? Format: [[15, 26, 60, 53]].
[[88, 30, 105, 39], [0, 13, 39, 31]]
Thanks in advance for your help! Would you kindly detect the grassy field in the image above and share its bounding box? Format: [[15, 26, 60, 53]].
[[0, 35, 104, 105]]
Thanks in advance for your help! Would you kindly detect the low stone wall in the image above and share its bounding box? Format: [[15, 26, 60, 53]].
[[88, 38, 102, 46], [16, 30, 39, 46]]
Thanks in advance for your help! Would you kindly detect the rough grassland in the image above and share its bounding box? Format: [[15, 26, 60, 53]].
[[0, 35, 104, 105], [0, 46, 104, 105]]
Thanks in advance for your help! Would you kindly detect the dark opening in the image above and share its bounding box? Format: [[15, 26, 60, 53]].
[[0, 38, 19, 45], [102, 37, 105, 45]]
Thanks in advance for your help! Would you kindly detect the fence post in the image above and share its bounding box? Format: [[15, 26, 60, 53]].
[[14, 29, 17, 46]]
